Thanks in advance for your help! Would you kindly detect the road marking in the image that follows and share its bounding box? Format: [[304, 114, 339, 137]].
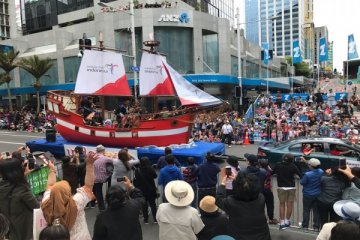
[[0, 140, 26, 145], [0, 133, 42, 138]]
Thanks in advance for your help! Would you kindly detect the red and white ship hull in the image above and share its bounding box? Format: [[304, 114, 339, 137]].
[[47, 92, 192, 148]]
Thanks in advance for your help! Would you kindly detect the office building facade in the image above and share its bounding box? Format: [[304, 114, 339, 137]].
[[245, 0, 305, 57], [0, 0, 17, 40], [303, 0, 314, 63]]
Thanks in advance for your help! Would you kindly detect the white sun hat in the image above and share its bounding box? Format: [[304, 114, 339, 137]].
[[164, 180, 194, 207], [333, 200, 360, 221]]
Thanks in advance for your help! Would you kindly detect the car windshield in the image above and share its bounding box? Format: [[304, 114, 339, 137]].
[[343, 140, 360, 151]]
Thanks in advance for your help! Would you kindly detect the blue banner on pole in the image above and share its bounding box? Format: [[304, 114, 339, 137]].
[[335, 92, 348, 101], [245, 104, 254, 122], [292, 39, 302, 64], [348, 34, 359, 60], [262, 42, 269, 65], [319, 37, 328, 62]]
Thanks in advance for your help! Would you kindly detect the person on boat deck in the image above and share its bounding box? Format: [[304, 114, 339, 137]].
[[115, 100, 130, 118], [160, 107, 171, 118], [91, 112, 103, 126], [80, 97, 95, 118]]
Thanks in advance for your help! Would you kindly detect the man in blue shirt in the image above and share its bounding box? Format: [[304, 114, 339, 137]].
[[195, 153, 220, 206], [300, 158, 324, 230], [158, 154, 183, 202], [157, 147, 181, 170]]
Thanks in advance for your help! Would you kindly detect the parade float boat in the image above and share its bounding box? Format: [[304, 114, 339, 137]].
[[46, 42, 222, 147]]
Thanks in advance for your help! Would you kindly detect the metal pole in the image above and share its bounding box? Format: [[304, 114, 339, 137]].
[[237, 8, 243, 111], [130, 1, 138, 103], [317, 38, 320, 90], [346, 60, 349, 92]]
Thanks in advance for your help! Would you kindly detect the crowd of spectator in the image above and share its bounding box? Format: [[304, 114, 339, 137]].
[[0, 108, 55, 132], [190, 90, 360, 147]]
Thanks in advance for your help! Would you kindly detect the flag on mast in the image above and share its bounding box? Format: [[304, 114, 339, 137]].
[[348, 34, 359, 60], [292, 39, 302, 64], [319, 37, 328, 63]]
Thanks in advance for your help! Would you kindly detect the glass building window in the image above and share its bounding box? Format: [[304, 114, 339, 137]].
[[202, 32, 219, 73], [63, 57, 81, 83], [115, 28, 142, 75], [155, 27, 194, 74]]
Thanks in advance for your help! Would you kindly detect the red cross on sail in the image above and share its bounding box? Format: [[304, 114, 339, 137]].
[[74, 50, 131, 96], [139, 52, 175, 96]]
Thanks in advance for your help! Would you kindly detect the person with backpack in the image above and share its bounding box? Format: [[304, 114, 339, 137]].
[[133, 157, 158, 224], [183, 157, 198, 208]]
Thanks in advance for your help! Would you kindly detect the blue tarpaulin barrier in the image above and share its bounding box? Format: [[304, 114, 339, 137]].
[[26, 136, 225, 165]]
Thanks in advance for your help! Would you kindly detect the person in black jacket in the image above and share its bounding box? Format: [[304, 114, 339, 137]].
[[215, 173, 271, 240], [197, 196, 228, 240], [339, 165, 360, 189], [272, 153, 302, 230], [0, 158, 39, 240], [93, 176, 145, 240], [134, 157, 158, 224]]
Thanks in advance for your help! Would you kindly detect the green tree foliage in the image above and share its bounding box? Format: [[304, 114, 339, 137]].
[[17, 55, 53, 113], [0, 50, 19, 111]]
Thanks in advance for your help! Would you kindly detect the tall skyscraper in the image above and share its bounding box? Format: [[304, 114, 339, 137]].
[[0, 0, 16, 39], [303, 0, 314, 63], [245, 0, 304, 57], [327, 41, 333, 71], [209, 0, 234, 24]]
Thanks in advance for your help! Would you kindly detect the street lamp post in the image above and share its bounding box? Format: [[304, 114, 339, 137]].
[[236, 8, 243, 114], [98, 2, 138, 103]]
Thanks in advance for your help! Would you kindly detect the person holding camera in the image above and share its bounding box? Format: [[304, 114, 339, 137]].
[[0, 158, 39, 240], [93, 176, 145, 240], [41, 152, 97, 240]]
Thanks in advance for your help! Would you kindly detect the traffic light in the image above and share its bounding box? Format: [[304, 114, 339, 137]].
[[235, 86, 241, 98], [78, 36, 92, 55], [84, 39, 92, 50], [79, 39, 85, 51]]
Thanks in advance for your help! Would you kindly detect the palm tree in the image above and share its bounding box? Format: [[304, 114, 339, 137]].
[[17, 55, 53, 113], [0, 50, 20, 111]]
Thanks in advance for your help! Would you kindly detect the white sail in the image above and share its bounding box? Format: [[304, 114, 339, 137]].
[[74, 50, 131, 96], [164, 62, 222, 107], [139, 52, 175, 96]]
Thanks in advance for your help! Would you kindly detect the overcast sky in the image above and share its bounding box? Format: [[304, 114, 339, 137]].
[[236, 0, 360, 73]]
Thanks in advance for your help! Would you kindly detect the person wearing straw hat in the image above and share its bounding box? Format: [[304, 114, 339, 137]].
[[156, 180, 204, 240], [316, 200, 360, 240], [197, 196, 228, 240]]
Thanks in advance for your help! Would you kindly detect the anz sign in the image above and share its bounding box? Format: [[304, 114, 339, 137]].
[[158, 12, 190, 23]]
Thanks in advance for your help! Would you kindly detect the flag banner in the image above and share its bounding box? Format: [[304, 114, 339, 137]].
[[139, 52, 175, 96], [245, 104, 254, 122], [348, 34, 359, 60], [292, 39, 302, 64], [164, 62, 222, 107], [74, 50, 131, 96], [262, 42, 269, 65], [319, 37, 328, 62]]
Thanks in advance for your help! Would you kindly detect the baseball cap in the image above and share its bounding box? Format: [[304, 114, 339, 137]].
[[96, 144, 105, 153], [308, 158, 321, 167]]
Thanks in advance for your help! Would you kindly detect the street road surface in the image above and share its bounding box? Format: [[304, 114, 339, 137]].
[[0, 131, 317, 240]]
